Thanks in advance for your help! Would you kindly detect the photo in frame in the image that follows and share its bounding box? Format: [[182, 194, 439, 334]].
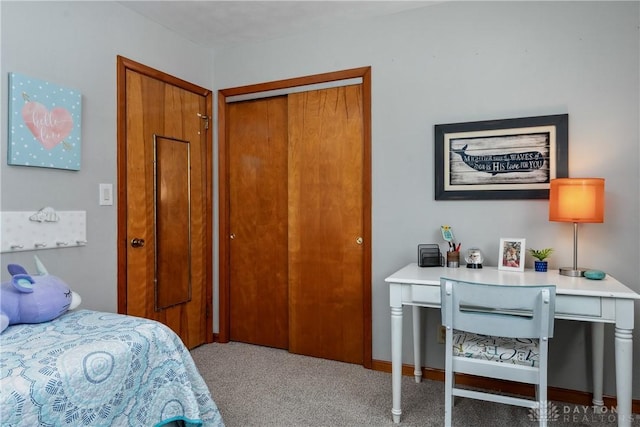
[[8, 72, 82, 170], [435, 114, 568, 200], [498, 238, 526, 272]]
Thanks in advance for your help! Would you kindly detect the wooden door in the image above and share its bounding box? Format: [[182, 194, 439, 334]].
[[117, 56, 213, 349], [228, 96, 289, 348], [288, 86, 364, 364], [218, 67, 372, 367]]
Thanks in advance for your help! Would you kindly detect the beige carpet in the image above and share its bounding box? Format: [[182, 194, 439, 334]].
[[191, 341, 636, 427]]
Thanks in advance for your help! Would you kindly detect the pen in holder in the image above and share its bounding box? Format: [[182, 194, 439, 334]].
[[446, 251, 460, 268]]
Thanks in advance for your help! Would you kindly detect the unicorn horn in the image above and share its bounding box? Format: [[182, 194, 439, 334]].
[[34, 255, 49, 275]]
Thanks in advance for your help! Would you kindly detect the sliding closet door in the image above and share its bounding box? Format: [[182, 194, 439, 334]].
[[228, 96, 289, 349], [288, 85, 365, 364]]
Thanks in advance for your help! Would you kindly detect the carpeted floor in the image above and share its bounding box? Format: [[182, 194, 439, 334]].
[[191, 342, 637, 427]]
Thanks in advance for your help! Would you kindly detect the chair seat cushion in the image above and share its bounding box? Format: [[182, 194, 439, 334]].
[[453, 330, 539, 367]]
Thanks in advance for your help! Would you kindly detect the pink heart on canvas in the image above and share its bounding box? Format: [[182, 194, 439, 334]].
[[22, 101, 74, 150]]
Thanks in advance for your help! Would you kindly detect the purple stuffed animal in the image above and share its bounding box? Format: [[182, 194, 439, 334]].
[[0, 256, 81, 333]]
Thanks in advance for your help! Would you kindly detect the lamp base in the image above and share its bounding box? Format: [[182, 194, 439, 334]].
[[559, 267, 588, 277]]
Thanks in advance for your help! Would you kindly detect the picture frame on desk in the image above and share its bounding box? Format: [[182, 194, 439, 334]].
[[498, 238, 526, 272], [434, 114, 568, 200]]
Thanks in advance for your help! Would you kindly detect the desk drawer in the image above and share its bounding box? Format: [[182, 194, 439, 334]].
[[556, 295, 601, 317], [407, 285, 440, 304]]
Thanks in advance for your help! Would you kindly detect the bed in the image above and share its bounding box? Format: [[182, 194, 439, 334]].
[[0, 309, 224, 427]]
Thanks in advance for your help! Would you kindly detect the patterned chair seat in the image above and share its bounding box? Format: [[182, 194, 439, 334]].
[[452, 330, 539, 367]]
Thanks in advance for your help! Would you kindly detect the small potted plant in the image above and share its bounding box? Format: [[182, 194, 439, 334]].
[[528, 248, 553, 272]]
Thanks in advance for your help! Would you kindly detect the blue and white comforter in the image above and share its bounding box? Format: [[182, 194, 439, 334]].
[[0, 310, 224, 427]]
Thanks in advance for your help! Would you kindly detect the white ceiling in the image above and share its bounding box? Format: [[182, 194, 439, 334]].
[[118, 1, 438, 49]]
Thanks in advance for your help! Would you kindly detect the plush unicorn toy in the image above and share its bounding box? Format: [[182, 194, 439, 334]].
[[0, 256, 81, 333]]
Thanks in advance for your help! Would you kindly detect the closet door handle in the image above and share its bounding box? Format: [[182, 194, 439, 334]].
[[356, 237, 363, 245], [130, 238, 145, 248]]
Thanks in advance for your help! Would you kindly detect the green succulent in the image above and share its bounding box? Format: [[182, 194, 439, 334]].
[[528, 248, 553, 261]]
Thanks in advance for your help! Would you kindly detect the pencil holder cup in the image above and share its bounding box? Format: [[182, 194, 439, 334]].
[[446, 251, 460, 268]]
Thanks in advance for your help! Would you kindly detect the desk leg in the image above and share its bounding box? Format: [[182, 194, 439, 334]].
[[591, 322, 604, 409], [412, 306, 422, 383], [615, 326, 633, 427], [391, 306, 403, 423]]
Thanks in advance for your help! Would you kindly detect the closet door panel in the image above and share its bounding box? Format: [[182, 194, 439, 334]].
[[288, 85, 364, 363], [228, 96, 289, 349]]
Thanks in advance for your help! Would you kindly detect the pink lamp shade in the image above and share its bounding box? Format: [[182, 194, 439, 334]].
[[549, 178, 604, 223]]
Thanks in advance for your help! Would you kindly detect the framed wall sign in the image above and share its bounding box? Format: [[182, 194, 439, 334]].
[[8, 72, 82, 170], [498, 238, 526, 272], [435, 114, 568, 200]]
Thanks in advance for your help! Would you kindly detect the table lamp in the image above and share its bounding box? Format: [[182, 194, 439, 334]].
[[549, 178, 605, 277]]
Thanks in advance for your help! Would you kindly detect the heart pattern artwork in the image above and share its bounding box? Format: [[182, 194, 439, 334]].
[[22, 101, 74, 150], [8, 72, 81, 170]]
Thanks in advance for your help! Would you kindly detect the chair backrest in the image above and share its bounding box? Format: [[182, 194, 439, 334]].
[[440, 279, 555, 339]]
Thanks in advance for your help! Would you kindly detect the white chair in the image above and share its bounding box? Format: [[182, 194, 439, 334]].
[[440, 279, 555, 427]]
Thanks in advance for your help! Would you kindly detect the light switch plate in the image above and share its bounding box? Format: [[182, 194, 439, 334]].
[[99, 183, 113, 206]]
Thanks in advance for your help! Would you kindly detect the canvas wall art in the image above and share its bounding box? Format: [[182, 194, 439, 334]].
[[8, 72, 82, 170]]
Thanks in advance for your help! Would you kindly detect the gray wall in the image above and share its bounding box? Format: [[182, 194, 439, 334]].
[[0, 1, 214, 310], [2, 1, 639, 399]]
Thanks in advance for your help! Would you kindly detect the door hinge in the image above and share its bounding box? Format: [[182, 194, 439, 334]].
[[197, 113, 209, 130]]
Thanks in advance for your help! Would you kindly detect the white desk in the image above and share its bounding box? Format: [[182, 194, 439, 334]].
[[386, 263, 639, 426]]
